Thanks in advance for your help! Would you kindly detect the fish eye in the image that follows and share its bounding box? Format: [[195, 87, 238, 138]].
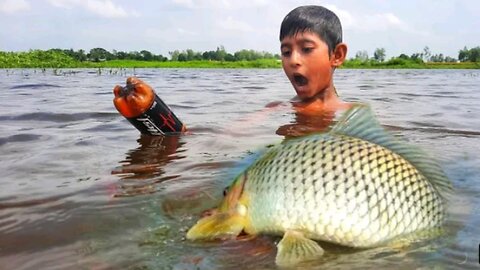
[[223, 187, 228, 196]]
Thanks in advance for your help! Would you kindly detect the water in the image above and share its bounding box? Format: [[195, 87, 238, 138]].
[[0, 68, 479, 269]]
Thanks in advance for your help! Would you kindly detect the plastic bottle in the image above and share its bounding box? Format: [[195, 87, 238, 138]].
[[113, 77, 186, 135]]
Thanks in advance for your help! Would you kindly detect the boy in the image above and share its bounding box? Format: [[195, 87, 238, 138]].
[[274, 5, 353, 137], [115, 5, 352, 138]]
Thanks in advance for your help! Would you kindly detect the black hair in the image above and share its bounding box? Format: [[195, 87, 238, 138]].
[[280, 5, 343, 53]]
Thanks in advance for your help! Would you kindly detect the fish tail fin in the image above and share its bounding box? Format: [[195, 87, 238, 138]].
[[186, 211, 245, 241], [275, 230, 324, 266]]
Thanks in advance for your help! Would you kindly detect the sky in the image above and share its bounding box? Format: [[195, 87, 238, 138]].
[[0, 0, 478, 59]]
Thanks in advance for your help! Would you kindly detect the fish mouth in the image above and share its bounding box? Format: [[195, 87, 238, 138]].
[[293, 73, 308, 87]]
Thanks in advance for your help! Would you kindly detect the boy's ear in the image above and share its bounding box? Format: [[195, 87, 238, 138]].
[[331, 43, 348, 67]]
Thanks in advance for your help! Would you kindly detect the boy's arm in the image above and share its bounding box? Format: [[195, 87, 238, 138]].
[[223, 101, 288, 136]]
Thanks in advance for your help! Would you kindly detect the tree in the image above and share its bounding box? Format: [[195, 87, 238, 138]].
[[423, 46, 431, 62], [410, 53, 423, 61], [75, 49, 87, 61], [115, 50, 127, 60], [202, 50, 215, 60], [215, 46, 227, 61], [470, 47, 480, 62], [234, 49, 249, 61], [169, 50, 180, 61], [373, 48, 386, 62], [153, 54, 167, 61], [354, 50, 369, 61], [430, 53, 444, 62], [87, 48, 112, 62], [140, 50, 153, 61], [177, 52, 188, 61], [458, 46, 480, 62], [225, 53, 235, 61]]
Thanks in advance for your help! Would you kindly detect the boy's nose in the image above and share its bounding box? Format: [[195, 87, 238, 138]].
[[290, 51, 301, 67]]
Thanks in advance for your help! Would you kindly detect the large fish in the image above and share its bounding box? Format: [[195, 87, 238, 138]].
[[187, 105, 452, 266]]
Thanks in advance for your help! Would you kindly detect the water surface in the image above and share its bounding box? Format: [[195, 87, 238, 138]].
[[0, 68, 479, 269]]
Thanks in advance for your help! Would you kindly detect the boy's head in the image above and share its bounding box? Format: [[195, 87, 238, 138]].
[[279, 6, 347, 101], [280, 5, 343, 54]]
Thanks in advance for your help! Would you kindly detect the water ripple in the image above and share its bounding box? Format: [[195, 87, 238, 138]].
[[10, 83, 61, 90], [0, 133, 43, 146], [0, 69, 479, 269], [0, 112, 118, 122]]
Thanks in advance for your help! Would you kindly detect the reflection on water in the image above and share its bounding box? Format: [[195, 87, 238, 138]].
[[0, 68, 479, 269], [276, 109, 337, 137], [111, 135, 185, 197]]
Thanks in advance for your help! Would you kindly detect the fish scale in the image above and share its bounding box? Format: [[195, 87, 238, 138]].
[[244, 134, 445, 247]]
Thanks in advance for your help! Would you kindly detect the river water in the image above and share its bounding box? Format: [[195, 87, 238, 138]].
[[0, 68, 479, 269]]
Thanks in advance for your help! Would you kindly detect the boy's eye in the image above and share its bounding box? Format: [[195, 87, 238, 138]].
[[281, 50, 291, 57], [302, 47, 313, 53]]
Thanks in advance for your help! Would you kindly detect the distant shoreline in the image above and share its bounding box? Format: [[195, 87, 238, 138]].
[[2, 48, 479, 69], [1, 60, 479, 69]]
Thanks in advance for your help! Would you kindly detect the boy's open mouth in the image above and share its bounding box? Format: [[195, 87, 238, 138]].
[[293, 74, 308, 86]]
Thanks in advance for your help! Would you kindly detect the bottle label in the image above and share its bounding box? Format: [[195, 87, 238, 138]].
[[126, 95, 184, 135]]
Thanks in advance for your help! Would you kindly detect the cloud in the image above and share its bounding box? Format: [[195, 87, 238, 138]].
[[324, 4, 355, 29], [171, 0, 195, 9], [171, 0, 268, 9], [324, 4, 409, 33], [218, 16, 254, 32], [0, 0, 30, 14], [46, 0, 139, 18], [47, 0, 74, 8], [144, 27, 198, 44]]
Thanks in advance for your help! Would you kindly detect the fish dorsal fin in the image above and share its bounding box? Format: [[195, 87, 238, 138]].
[[330, 104, 452, 198], [330, 104, 388, 145]]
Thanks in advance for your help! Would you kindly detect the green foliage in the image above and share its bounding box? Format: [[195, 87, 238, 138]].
[[354, 50, 369, 61], [409, 46, 458, 63], [88, 47, 113, 62], [458, 46, 480, 62], [0, 45, 478, 69], [0, 49, 77, 68], [169, 47, 278, 62], [342, 54, 476, 69], [90, 59, 282, 68], [422, 46, 432, 62], [373, 48, 386, 62]]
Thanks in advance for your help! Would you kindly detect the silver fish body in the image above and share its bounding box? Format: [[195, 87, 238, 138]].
[[187, 105, 452, 266], [243, 133, 445, 247]]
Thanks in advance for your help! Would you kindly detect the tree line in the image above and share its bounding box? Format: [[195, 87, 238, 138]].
[[3, 45, 479, 63], [48, 46, 280, 62], [353, 46, 480, 63], [58, 45, 480, 63], [1, 45, 478, 68]]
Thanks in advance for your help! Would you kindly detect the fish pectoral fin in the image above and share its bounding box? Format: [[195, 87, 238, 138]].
[[186, 211, 245, 241], [275, 230, 325, 267]]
